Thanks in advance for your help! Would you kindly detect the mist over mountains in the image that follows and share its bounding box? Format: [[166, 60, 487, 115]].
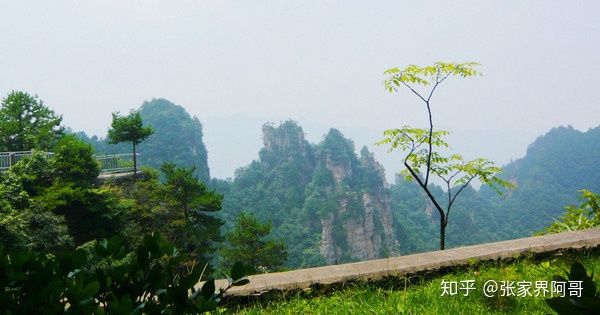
[[79, 99, 600, 267], [200, 115, 540, 181]]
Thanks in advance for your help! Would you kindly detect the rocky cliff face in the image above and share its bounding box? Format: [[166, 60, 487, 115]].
[[222, 121, 400, 267], [259, 121, 315, 186], [262, 122, 309, 155], [315, 130, 398, 264]]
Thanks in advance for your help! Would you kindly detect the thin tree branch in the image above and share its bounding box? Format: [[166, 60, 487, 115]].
[[445, 176, 475, 226], [424, 102, 433, 186], [446, 179, 452, 214], [404, 161, 446, 222], [403, 136, 423, 184], [399, 79, 427, 103], [449, 176, 475, 209], [448, 169, 462, 182], [423, 68, 449, 186], [438, 72, 451, 84], [425, 67, 449, 103], [426, 69, 441, 103]]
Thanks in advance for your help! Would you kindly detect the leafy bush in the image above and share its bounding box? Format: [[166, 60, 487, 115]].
[[0, 234, 252, 314], [540, 189, 600, 234], [51, 134, 100, 186], [546, 262, 600, 314]]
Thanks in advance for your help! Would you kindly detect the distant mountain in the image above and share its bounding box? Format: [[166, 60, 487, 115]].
[[78, 104, 600, 261], [78, 98, 211, 181], [218, 121, 399, 268], [482, 125, 600, 236]]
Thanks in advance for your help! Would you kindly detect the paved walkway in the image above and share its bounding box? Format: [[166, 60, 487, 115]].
[[214, 228, 600, 296]]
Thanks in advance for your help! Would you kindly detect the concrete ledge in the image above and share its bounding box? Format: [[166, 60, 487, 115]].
[[96, 171, 147, 185], [214, 228, 600, 296]]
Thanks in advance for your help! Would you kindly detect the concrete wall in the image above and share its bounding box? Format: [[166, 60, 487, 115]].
[[211, 228, 600, 297]]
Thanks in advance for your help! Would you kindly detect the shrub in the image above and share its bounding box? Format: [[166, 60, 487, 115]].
[[546, 262, 600, 314], [0, 234, 252, 313], [539, 189, 600, 234]]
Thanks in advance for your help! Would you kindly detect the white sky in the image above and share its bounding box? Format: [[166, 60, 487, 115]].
[[1, 1, 599, 179]]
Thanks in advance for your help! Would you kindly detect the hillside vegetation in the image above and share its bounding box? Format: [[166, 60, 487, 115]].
[[2, 91, 599, 313], [217, 120, 600, 264], [219, 121, 398, 268], [483, 126, 600, 235], [80, 99, 600, 268], [78, 98, 211, 181], [74, 98, 600, 266]]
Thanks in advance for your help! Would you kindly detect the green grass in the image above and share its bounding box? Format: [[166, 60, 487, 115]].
[[230, 249, 600, 314]]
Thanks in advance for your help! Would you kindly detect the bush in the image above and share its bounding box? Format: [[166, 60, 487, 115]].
[[546, 262, 600, 314], [51, 134, 100, 186], [0, 234, 252, 314], [539, 189, 600, 234]]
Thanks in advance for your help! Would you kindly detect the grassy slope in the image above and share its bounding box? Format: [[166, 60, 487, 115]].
[[233, 249, 600, 314]]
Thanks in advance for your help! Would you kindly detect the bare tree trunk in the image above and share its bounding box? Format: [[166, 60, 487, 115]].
[[404, 162, 448, 250], [440, 216, 446, 250]]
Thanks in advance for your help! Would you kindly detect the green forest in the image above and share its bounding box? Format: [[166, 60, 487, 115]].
[[1, 90, 599, 312], [10, 91, 599, 269]]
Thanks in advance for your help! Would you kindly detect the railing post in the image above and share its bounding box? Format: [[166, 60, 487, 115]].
[[93, 152, 142, 175], [9, 152, 15, 168], [0, 150, 54, 171]]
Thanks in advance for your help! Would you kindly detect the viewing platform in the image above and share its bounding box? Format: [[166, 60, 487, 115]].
[[0, 150, 140, 175], [0, 150, 54, 170], [94, 153, 141, 174]]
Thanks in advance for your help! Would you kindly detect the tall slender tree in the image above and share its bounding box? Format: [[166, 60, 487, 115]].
[[378, 62, 514, 250], [107, 112, 153, 177]]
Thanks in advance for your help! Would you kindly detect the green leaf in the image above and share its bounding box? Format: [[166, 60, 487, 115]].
[[541, 261, 550, 268], [546, 297, 578, 314], [81, 281, 100, 299], [106, 235, 123, 257], [95, 239, 108, 257], [230, 261, 254, 281], [201, 279, 215, 300]]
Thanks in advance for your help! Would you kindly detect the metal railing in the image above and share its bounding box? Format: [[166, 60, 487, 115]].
[[0, 151, 54, 171], [0, 151, 140, 175], [94, 153, 141, 174]]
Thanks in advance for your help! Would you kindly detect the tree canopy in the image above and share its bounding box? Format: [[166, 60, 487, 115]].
[[220, 212, 287, 272], [107, 112, 153, 146], [0, 91, 63, 151], [107, 111, 153, 176], [0, 143, 127, 251], [130, 163, 224, 267]]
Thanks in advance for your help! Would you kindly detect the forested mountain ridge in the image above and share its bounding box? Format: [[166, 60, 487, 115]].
[[501, 125, 600, 193], [481, 125, 600, 236], [219, 121, 399, 268], [78, 98, 211, 181], [74, 98, 600, 262]]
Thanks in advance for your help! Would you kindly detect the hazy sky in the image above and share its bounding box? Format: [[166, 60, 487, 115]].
[[2, 1, 599, 179]]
